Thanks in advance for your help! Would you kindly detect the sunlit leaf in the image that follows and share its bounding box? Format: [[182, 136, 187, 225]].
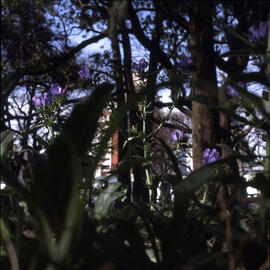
[[0, 131, 14, 160], [95, 182, 125, 220]]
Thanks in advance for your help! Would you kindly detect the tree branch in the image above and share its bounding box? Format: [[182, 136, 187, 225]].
[[216, 57, 270, 86], [127, 2, 175, 71], [1, 33, 106, 99]]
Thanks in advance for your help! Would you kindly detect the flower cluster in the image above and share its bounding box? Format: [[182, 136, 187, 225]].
[[32, 93, 50, 107], [177, 54, 192, 72], [248, 21, 269, 42], [50, 83, 64, 96], [78, 64, 90, 80], [32, 83, 65, 108], [132, 58, 148, 73], [170, 130, 184, 142], [202, 148, 220, 164]]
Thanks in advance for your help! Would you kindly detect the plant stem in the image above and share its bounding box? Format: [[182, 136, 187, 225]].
[[142, 97, 152, 202], [47, 125, 54, 142], [153, 89, 180, 137]]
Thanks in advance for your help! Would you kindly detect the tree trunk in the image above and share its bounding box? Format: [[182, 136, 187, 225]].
[[110, 23, 131, 197], [189, 3, 219, 170]]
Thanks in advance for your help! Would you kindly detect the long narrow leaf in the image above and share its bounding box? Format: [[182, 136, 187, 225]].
[[62, 83, 113, 155], [159, 137, 182, 181], [0, 131, 14, 160], [95, 182, 124, 220], [32, 84, 113, 231]]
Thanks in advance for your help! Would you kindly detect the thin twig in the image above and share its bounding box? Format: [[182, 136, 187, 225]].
[[78, 0, 94, 8]]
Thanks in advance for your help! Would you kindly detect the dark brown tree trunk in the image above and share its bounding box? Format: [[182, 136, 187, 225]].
[[110, 23, 131, 198], [189, 3, 219, 170], [121, 22, 144, 203]]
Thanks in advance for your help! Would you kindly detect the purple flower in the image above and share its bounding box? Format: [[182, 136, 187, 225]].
[[132, 58, 148, 73], [32, 96, 43, 107], [238, 81, 245, 89], [202, 148, 220, 164], [78, 64, 90, 79], [43, 93, 52, 105], [32, 93, 51, 107], [249, 26, 258, 41], [259, 21, 269, 37], [177, 54, 192, 71], [50, 83, 64, 96], [248, 21, 269, 42], [226, 85, 239, 98], [170, 130, 184, 142]]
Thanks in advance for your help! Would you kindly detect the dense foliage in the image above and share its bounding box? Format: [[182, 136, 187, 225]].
[[1, 1, 270, 269]]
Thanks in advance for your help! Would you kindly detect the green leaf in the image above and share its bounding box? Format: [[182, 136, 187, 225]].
[[159, 137, 182, 181], [240, 219, 250, 232], [212, 173, 245, 188], [0, 218, 19, 270], [95, 182, 125, 220], [163, 160, 224, 268], [0, 131, 14, 160], [163, 174, 181, 186], [173, 161, 221, 216], [220, 106, 269, 133], [262, 91, 269, 102], [32, 83, 113, 231], [36, 135, 50, 149], [62, 83, 113, 155], [145, 248, 158, 263], [32, 135, 81, 231], [237, 86, 270, 122], [130, 124, 139, 134], [58, 183, 82, 263]]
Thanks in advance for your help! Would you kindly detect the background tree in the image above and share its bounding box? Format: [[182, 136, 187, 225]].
[[1, 1, 270, 268]]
